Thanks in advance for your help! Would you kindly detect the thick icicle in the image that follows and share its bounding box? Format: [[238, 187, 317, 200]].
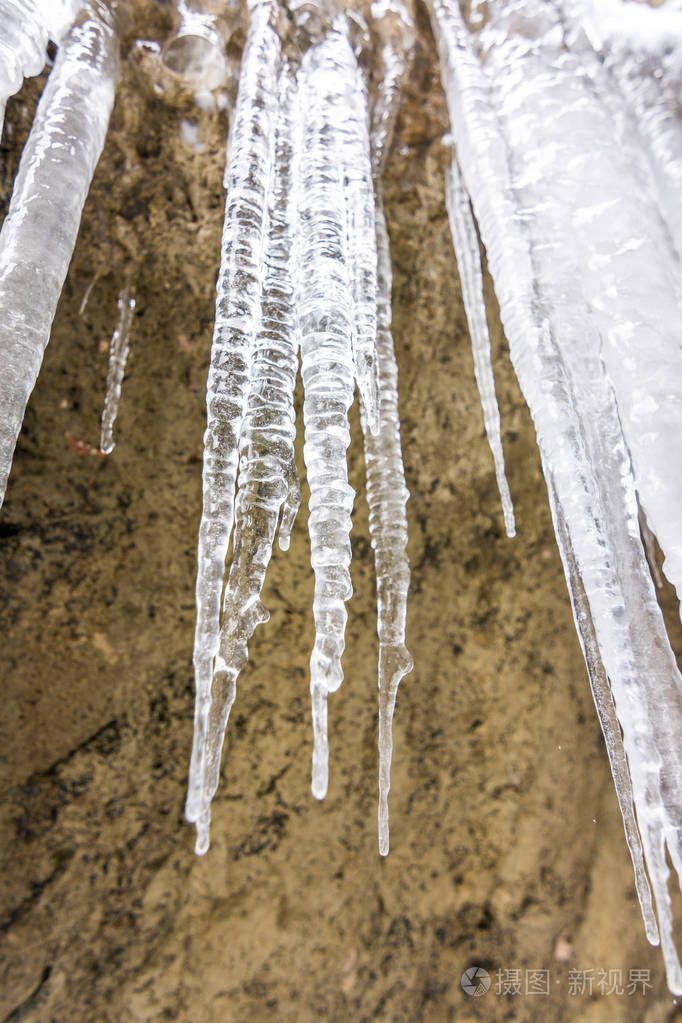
[[162, 0, 237, 91], [0, 0, 48, 138], [0, 0, 118, 507], [190, 59, 300, 854], [299, 20, 358, 801], [0, 0, 83, 138], [445, 156, 515, 538], [550, 1, 682, 621], [186, 0, 281, 853], [99, 285, 134, 455], [428, 0, 682, 993], [364, 0, 413, 855]]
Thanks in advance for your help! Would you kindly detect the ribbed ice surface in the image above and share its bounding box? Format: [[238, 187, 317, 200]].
[[428, 0, 682, 994], [299, 19, 358, 801], [362, 206, 413, 855], [445, 156, 514, 538], [100, 285, 134, 455], [186, 0, 281, 853], [189, 58, 300, 855], [365, 0, 413, 855], [0, 0, 118, 507]]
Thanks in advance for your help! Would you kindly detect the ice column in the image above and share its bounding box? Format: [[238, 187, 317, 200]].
[[0, 0, 119, 507], [428, 0, 682, 993], [186, 0, 281, 852], [364, 0, 414, 854]]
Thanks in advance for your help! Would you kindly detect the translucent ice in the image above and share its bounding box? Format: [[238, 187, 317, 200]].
[[365, 0, 414, 856], [429, 0, 682, 993], [298, 18, 358, 800], [100, 286, 135, 456], [445, 156, 514, 538], [186, 0, 281, 853], [0, 0, 119, 506]]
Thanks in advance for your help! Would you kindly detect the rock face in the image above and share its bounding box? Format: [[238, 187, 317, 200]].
[[0, 3, 681, 1021]]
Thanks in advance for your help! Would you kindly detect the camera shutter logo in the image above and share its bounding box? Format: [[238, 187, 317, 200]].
[[461, 966, 491, 997]]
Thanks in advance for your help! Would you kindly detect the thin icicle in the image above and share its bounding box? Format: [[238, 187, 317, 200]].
[[99, 285, 134, 455], [0, 0, 118, 507], [339, 16, 380, 436], [369, 0, 414, 179], [186, 0, 281, 854], [428, 0, 682, 993], [445, 156, 515, 538], [299, 21, 358, 801], [362, 207, 413, 856], [191, 59, 300, 854], [365, 0, 414, 856]]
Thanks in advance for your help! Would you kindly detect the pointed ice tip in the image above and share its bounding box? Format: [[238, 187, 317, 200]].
[[644, 917, 660, 946], [311, 772, 328, 800], [278, 533, 290, 552], [194, 826, 209, 856], [378, 802, 390, 856]]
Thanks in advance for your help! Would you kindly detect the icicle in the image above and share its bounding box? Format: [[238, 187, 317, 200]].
[[189, 58, 300, 854], [428, 0, 682, 993], [299, 19, 359, 801], [549, 0, 682, 621], [362, 207, 413, 856], [445, 156, 515, 538], [99, 285, 134, 455], [369, 0, 414, 179], [342, 15, 380, 436], [364, 0, 413, 855], [548, 472, 659, 947], [0, 0, 43, 139], [186, 0, 281, 854], [0, 0, 119, 507], [162, 0, 238, 91]]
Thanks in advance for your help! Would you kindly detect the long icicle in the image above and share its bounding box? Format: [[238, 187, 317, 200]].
[[445, 155, 515, 538], [548, 471, 659, 946], [299, 17, 357, 801], [364, 0, 414, 855], [428, 0, 682, 992], [0, 0, 118, 506], [192, 57, 301, 854], [186, 0, 281, 853]]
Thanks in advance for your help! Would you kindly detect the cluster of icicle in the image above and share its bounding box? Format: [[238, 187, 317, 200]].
[[429, 0, 682, 995], [2, 0, 682, 998], [185, 0, 414, 858], [0, 0, 119, 502]]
